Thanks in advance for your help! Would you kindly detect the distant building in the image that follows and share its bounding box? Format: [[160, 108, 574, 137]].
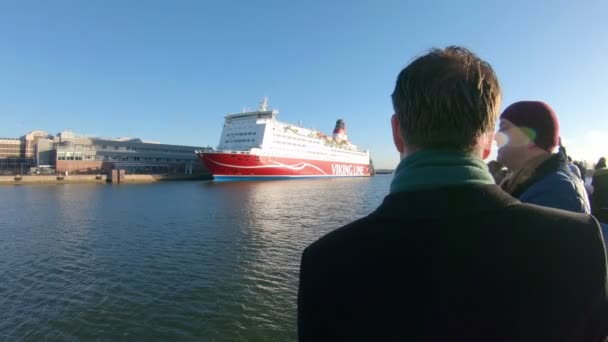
[[1, 130, 210, 175], [0, 137, 22, 159], [0, 131, 52, 174]]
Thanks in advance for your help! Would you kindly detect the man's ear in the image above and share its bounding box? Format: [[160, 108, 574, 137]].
[[391, 114, 405, 153], [481, 131, 494, 160]]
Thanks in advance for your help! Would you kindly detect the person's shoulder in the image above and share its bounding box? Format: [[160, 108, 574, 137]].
[[505, 200, 598, 231], [527, 168, 582, 194], [303, 215, 377, 258], [303, 197, 601, 259], [547, 168, 579, 183], [500, 203, 603, 259]]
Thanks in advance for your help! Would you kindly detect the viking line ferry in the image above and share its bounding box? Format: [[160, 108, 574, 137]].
[[196, 97, 372, 180]]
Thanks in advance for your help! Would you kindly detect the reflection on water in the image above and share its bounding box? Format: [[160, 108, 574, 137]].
[[0, 176, 391, 341]]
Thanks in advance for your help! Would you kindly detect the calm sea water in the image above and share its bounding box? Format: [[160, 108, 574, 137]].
[[0, 175, 391, 341]]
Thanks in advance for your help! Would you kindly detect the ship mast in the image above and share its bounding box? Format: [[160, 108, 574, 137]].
[[258, 97, 269, 111]]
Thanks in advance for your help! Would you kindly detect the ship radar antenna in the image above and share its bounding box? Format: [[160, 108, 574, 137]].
[[258, 96, 269, 111]]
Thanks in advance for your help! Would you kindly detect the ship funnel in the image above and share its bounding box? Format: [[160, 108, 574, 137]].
[[332, 119, 348, 141]]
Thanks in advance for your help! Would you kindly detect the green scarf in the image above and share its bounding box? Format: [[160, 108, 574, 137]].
[[390, 150, 495, 194]]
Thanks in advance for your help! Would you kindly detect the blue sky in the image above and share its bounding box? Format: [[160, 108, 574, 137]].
[[0, 0, 606, 169]]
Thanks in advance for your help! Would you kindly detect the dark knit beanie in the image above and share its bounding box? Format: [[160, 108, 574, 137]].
[[500, 101, 559, 151]]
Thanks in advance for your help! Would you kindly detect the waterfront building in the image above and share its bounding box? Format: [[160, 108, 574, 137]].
[[1, 130, 210, 175], [0, 131, 53, 174], [0, 137, 23, 159]]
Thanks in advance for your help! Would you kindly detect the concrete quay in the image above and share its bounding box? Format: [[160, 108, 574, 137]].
[[0, 173, 212, 185]]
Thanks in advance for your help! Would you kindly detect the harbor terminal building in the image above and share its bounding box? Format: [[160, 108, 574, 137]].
[[0, 130, 210, 175]]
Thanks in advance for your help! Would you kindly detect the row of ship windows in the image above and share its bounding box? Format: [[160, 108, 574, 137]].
[[226, 132, 256, 137], [275, 133, 321, 144], [330, 148, 364, 156], [268, 148, 360, 159], [274, 133, 359, 154], [274, 141, 357, 155], [275, 141, 305, 148], [225, 139, 255, 143], [225, 122, 255, 128], [271, 147, 304, 152], [269, 147, 345, 158], [273, 141, 361, 155]]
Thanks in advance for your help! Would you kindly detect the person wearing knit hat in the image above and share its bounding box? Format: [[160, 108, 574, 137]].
[[496, 100, 590, 213], [299, 48, 608, 342]]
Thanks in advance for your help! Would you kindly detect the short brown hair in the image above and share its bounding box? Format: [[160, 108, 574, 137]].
[[391, 46, 502, 151]]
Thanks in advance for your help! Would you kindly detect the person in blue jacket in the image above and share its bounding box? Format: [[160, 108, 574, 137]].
[[298, 49, 608, 341], [592, 157, 608, 223], [496, 101, 590, 213]]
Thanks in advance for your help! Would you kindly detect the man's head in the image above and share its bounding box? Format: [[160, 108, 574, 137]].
[[391, 46, 502, 159], [596, 157, 607, 170], [487, 160, 504, 175], [495, 101, 559, 171]]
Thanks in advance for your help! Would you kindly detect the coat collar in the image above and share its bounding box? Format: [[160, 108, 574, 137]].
[[510, 152, 569, 198], [371, 184, 520, 220]]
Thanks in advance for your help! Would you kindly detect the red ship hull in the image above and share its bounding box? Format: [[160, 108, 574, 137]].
[[198, 152, 371, 180]]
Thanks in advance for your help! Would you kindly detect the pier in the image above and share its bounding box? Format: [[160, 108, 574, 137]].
[[0, 173, 212, 185]]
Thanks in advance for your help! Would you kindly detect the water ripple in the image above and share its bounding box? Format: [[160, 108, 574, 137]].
[[0, 176, 391, 340]]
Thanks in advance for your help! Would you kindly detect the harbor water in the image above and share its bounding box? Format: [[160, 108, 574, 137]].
[[0, 175, 391, 341]]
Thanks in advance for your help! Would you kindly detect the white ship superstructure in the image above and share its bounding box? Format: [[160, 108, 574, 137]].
[[197, 97, 372, 180], [218, 97, 369, 162]]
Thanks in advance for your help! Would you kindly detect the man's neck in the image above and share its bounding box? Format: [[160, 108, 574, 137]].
[[512, 149, 551, 173], [400, 146, 484, 161]]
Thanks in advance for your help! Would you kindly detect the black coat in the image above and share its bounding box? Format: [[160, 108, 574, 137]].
[[298, 184, 608, 342], [592, 168, 608, 223]]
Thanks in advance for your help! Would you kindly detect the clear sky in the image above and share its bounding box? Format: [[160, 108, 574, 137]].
[[0, 0, 606, 169]]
